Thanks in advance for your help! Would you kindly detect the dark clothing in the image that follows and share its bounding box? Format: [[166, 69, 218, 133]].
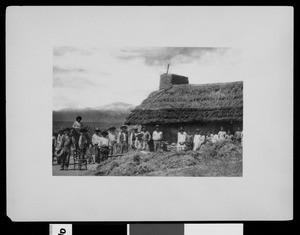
[[61, 150, 71, 169], [119, 142, 128, 154], [100, 146, 110, 161], [60, 135, 73, 169], [94, 145, 101, 163], [79, 134, 91, 159]]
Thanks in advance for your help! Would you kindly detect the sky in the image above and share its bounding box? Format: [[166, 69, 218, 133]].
[[53, 47, 243, 110]]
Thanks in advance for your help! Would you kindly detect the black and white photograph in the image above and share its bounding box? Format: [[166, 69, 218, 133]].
[[7, 6, 292, 221], [52, 47, 243, 176]]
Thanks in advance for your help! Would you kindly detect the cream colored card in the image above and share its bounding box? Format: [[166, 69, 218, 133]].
[[6, 6, 293, 221]]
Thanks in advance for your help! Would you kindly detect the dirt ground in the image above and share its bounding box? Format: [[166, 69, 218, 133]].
[[52, 156, 98, 176]]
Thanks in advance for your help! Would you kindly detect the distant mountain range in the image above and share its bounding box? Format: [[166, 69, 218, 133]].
[[53, 102, 136, 123]]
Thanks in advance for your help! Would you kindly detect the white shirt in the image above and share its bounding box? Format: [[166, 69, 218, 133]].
[[72, 121, 81, 130], [108, 132, 117, 142], [142, 131, 151, 141], [57, 134, 64, 147], [98, 137, 109, 147], [177, 132, 187, 143], [218, 131, 226, 140], [92, 133, 101, 145], [117, 132, 128, 143], [193, 134, 205, 144], [152, 131, 163, 141]]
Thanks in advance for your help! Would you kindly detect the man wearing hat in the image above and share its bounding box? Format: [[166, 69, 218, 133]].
[[98, 130, 110, 161], [141, 125, 151, 151], [78, 128, 92, 160], [152, 125, 163, 152], [234, 126, 242, 143], [59, 127, 73, 170], [117, 125, 128, 154], [108, 126, 118, 155], [129, 125, 140, 150], [92, 128, 101, 163], [72, 116, 83, 130], [218, 126, 226, 142], [55, 127, 65, 164], [185, 130, 194, 151], [177, 127, 187, 151], [56, 127, 65, 148], [71, 116, 83, 151]]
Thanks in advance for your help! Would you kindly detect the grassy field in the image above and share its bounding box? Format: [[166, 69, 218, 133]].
[[93, 141, 243, 177]]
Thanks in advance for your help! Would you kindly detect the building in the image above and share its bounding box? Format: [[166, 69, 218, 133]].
[[125, 74, 243, 144]]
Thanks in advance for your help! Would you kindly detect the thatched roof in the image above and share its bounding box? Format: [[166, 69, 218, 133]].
[[125, 81, 243, 125]]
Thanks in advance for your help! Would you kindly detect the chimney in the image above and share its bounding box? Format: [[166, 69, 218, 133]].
[[159, 74, 189, 90]]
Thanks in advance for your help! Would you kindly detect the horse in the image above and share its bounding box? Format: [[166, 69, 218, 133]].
[[70, 128, 80, 151]]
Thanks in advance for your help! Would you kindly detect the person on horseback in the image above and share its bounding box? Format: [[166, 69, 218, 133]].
[[71, 116, 83, 151]]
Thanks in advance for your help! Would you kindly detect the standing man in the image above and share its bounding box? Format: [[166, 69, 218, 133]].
[[135, 132, 144, 150], [108, 126, 118, 156], [212, 129, 219, 143], [205, 131, 212, 143], [218, 126, 227, 142], [117, 125, 129, 154], [177, 127, 187, 151], [225, 130, 234, 142], [92, 128, 101, 163], [185, 130, 194, 151], [141, 125, 151, 151], [56, 127, 65, 147], [234, 127, 242, 143], [152, 125, 163, 152], [99, 130, 110, 161], [193, 129, 205, 151], [129, 126, 140, 150], [60, 127, 73, 171]]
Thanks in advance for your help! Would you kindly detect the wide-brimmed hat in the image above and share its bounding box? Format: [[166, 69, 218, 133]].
[[94, 128, 101, 132], [76, 116, 82, 121], [196, 128, 200, 132], [54, 148, 64, 157], [133, 125, 139, 130], [101, 130, 108, 136], [58, 127, 65, 133], [179, 127, 184, 131], [108, 126, 116, 131], [120, 125, 128, 130], [64, 127, 71, 132], [155, 125, 160, 128]]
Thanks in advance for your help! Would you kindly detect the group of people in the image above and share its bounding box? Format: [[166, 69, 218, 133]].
[[176, 126, 243, 151], [52, 116, 243, 170], [52, 116, 129, 170]]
